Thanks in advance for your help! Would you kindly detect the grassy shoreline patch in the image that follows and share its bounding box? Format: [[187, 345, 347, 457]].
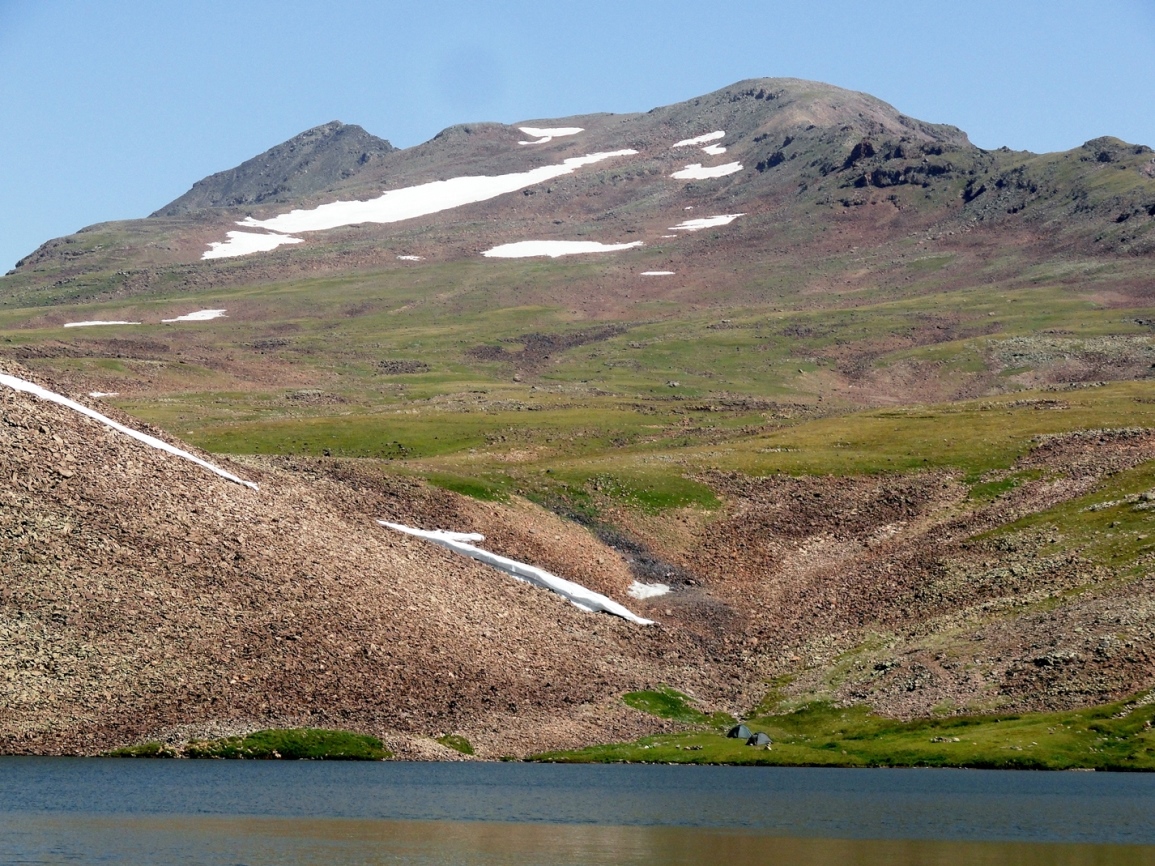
[[531, 697, 1155, 770], [107, 728, 391, 760], [436, 734, 475, 755]]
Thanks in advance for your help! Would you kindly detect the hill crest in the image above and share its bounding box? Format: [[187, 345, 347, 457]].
[[152, 120, 396, 217]]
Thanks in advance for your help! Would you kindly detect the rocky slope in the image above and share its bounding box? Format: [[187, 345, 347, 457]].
[[152, 121, 396, 216], [1, 363, 735, 756]]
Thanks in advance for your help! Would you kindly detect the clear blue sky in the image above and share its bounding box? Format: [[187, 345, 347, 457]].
[[2, 0, 1153, 271]]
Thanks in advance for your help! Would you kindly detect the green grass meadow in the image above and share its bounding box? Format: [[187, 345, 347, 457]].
[[534, 690, 1155, 770]]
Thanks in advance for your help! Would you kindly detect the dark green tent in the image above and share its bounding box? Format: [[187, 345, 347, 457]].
[[727, 724, 752, 740], [746, 732, 772, 747]]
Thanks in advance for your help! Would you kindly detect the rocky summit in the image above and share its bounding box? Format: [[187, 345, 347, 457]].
[[152, 121, 397, 217], [3, 78, 1155, 759]]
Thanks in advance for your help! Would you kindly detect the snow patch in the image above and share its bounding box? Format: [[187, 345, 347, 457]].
[[162, 309, 227, 323], [673, 131, 725, 148], [397, 255, 424, 261], [63, 321, 141, 328], [670, 214, 745, 232], [660, 235, 677, 238], [671, 162, 743, 180], [202, 230, 303, 260], [87, 392, 119, 398], [701, 144, 727, 155], [0, 371, 258, 490], [379, 522, 653, 625], [518, 126, 583, 145], [232, 150, 637, 237], [482, 240, 643, 259], [628, 581, 671, 599], [641, 271, 675, 276]]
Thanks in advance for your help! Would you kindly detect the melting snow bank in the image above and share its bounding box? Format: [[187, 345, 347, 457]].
[[63, 321, 141, 328], [518, 126, 583, 145], [397, 255, 423, 261], [482, 240, 643, 259], [233, 150, 638, 236], [379, 521, 654, 625], [673, 131, 725, 147], [628, 581, 671, 599], [701, 144, 727, 155], [162, 309, 227, 323], [641, 271, 675, 276], [671, 162, 743, 180], [670, 214, 745, 232], [0, 371, 259, 491], [203, 230, 303, 260]]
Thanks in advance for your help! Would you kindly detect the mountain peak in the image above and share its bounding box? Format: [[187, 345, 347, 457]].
[[152, 121, 395, 217], [654, 77, 972, 150]]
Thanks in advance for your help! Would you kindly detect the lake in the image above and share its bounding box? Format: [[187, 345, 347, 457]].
[[2, 759, 1155, 864]]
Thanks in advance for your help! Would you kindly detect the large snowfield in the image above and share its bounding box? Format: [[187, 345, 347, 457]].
[[482, 240, 644, 259], [222, 150, 638, 241]]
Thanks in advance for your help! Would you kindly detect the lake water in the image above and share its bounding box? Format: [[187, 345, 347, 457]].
[[2, 759, 1155, 864]]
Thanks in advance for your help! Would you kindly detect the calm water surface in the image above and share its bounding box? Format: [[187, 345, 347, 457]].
[[2, 759, 1154, 865]]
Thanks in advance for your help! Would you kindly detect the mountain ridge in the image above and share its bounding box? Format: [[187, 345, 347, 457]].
[[157, 77, 977, 218], [9, 76, 1154, 286]]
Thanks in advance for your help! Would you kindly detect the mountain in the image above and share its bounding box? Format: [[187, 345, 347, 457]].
[[9, 77, 1154, 285], [152, 121, 396, 216], [3, 78, 1155, 759]]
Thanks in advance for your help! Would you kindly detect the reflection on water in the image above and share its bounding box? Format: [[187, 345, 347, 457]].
[[3, 760, 1155, 864], [6, 815, 1155, 866]]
